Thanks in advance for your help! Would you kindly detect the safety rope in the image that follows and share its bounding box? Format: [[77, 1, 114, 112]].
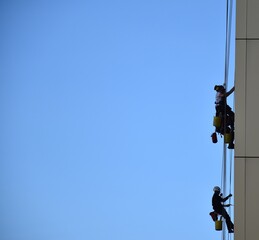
[[226, 148, 234, 240], [228, 83, 235, 240], [221, 0, 234, 239]]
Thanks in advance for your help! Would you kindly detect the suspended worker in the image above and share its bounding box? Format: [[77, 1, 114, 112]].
[[212, 186, 234, 233], [214, 85, 235, 130], [214, 85, 235, 149]]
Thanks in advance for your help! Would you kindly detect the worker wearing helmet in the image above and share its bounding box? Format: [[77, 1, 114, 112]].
[[214, 85, 235, 149], [212, 186, 234, 233]]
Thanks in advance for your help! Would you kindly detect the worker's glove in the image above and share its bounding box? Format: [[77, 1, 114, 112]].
[[228, 194, 232, 198]]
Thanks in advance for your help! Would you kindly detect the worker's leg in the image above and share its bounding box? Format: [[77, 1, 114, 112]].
[[226, 105, 235, 129], [221, 208, 234, 232]]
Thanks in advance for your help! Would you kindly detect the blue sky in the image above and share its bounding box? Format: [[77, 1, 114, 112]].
[[0, 1, 235, 239]]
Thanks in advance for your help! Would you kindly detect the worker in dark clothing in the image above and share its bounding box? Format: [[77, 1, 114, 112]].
[[212, 186, 234, 233], [214, 85, 235, 149], [214, 85, 235, 130]]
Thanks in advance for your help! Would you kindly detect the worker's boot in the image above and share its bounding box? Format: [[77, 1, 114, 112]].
[[228, 142, 234, 149]]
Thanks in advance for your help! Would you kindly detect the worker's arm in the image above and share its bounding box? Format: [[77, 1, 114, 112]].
[[226, 86, 235, 97], [222, 194, 232, 202], [223, 204, 231, 207]]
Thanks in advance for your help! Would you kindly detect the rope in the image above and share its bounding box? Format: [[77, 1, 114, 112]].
[[228, 82, 235, 240], [221, 0, 234, 239], [228, 149, 233, 240]]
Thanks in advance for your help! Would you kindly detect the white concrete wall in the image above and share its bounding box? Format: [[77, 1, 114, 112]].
[[235, 0, 259, 239]]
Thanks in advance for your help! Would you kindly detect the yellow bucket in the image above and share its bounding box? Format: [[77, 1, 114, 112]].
[[213, 116, 221, 128], [215, 220, 222, 231], [224, 133, 232, 143]]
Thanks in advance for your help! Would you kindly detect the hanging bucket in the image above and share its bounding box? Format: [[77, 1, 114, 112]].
[[211, 132, 218, 143], [224, 133, 232, 143], [215, 219, 222, 231], [213, 116, 221, 128]]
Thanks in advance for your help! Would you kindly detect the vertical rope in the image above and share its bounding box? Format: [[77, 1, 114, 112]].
[[221, 0, 234, 239], [222, 1, 229, 239]]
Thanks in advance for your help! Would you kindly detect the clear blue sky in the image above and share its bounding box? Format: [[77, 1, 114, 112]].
[[0, 1, 235, 239]]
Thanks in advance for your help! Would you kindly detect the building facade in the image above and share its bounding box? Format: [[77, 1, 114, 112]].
[[235, 0, 259, 239]]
